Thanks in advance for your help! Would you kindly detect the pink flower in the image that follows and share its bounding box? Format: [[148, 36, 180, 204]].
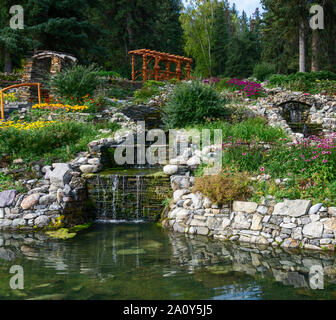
[[260, 167, 265, 172], [323, 159, 328, 163], [242, 153, 247, 156]]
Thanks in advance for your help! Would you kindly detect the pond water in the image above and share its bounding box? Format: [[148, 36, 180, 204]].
[[0, 222, 336, 300]]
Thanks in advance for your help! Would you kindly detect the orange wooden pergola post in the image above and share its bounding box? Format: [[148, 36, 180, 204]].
[[132, 55, 136, 82], [142, 54, 148, 81], [128, 49, 192, 82], [0, 83, 42, 121]]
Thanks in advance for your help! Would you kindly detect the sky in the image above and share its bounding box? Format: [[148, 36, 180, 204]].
[[228, 0, 262, 17], [182, 0, 263, 17]]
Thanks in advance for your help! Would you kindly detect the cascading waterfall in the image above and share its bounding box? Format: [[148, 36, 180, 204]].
[[280, 101, 321, 136], [87, 168, 171, 222], [135, 176, 141, 221], [111, 175, 119, 218]]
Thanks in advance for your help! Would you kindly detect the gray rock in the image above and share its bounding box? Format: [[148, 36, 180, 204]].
[[257, 206, 268, 215], [303, 221, 324, 239], [49, 163, 72, 188], [232, 212, 251, 229], [34, 215, 51, 228], [79, 165, 98, 174], [0, 219, 12, 227], [195, 226, 209, 236], [309, 203, 323, 215], [273, 199, 312, 217], [0, 248, 16, 261], [163, 165, 178, 175], [173, 189, 190, 203], [292, 227, 303, 240], [39, 194, 57, 205], [233, 201, 258, 213], [12, 219, 26, 228], [0, 190, 17, 208]]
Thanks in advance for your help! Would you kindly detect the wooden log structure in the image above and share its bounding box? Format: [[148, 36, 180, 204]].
[[128, 49, 193, 82]]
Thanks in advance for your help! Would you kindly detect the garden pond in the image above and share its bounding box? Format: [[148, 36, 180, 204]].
[[0, 222, 336, 300]]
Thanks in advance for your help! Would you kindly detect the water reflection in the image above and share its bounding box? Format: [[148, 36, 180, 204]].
[[0, 224, 335, 300]]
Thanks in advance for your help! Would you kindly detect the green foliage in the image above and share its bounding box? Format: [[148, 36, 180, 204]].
[[98, 71, 122, 78], [133, 87, 160, 103], [253, 63, 276, 81], [48, 64, 102, 103], [163, 81, 229, 128], [225, 31, 261, 78], [187, 117, 286, 143], [0, 120, 120, 163], [193, 172, 250, 205], [267, 71, 336, 94], [143, 80, 166, 88]]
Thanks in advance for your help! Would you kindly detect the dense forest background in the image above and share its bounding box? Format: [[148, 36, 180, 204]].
[[0, 0, 335, 78]]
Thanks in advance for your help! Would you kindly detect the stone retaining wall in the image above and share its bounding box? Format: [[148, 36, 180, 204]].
[[163, 175, 336, 251], [0, 112, 139, 230]]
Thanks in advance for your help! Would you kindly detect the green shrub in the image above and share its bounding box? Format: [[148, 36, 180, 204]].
[[98, 70, 122, 78], [0, 121, 120, 162], [133, 87, 160, 103], [253, 63, 276, 81], [163, 81, 230, 128], [143, 80, 166, 88], [48, 64, 103, 103], [267, 71, 336, 94], [193, 172, 250, 205]]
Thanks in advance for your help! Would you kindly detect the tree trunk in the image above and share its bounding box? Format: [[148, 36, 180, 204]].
[[4, 49, 12, 74], [311, 29, 319, 72], [299, 20, 305, 73], [126, 12, 134, 47]]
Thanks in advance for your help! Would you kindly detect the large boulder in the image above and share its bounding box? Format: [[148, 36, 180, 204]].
[[0, 190, 17, 208], [49, 163, 72, 188], [273, 200, 312, 217]]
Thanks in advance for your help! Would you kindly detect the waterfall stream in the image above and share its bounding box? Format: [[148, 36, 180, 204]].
[[86, 168, 171, 222]]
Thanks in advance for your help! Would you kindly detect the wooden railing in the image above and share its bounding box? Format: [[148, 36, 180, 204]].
[[0, 83, 41, 120]]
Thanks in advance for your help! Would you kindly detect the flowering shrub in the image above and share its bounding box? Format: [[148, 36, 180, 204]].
[[0, 120, 55, 130], [219, 132, 336, 205], [3, 92, 18, 102], [225, 78, 263, 98], [32, 103, 89, 113], [203, 78, 221, 85]]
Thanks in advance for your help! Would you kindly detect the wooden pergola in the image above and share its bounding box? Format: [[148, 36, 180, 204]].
[[128, 49, 193, 82]]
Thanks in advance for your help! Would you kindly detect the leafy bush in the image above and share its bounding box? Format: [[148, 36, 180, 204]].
[[133, 87, 160, 103], [187, 118, 287, 143], [48, 64, 103, 103], [267, 71, 336, 94], [193, 172, 250, 205], [163, 81, 229, 128], [98, 70, 122, 78], [253, 63, 276, 81], [143, 80, 166, 88], [0, 120, 120, 162]]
